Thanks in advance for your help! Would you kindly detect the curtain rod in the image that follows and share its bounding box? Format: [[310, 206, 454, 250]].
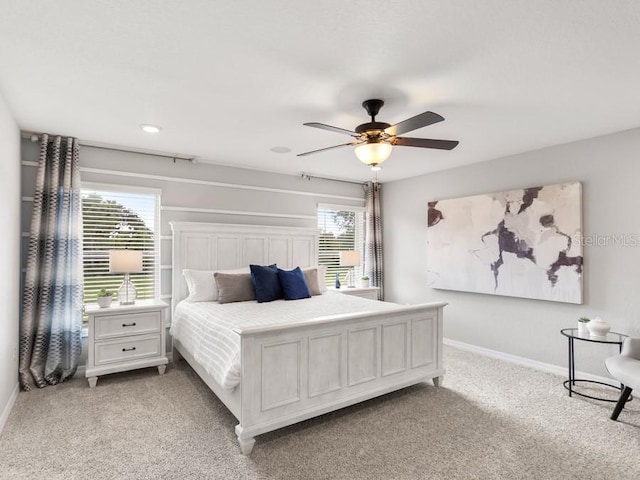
[[21, 131, 372, 182], [21, 131, 197, 164], [299, 172, 365, 186]]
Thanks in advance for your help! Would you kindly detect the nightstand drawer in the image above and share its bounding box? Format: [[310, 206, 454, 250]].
[[94, 334, 161, 366], [95, 311, 162, 339]]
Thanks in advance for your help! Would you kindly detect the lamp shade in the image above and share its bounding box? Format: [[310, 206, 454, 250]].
[[355, 142, 393, 166], [339, 250, 361, 267], [109, 249, 144, 273]]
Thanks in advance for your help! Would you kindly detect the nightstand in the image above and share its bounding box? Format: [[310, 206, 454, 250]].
[[85, 300, 169, 388], [329, 286, 380, 301]]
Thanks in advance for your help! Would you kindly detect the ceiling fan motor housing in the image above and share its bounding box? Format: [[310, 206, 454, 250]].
[[355, 121, 391, 135]]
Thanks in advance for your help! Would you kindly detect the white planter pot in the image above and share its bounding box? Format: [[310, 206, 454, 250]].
[[97, 296, 113, 308], [577, 322, 589, 335], [358, 280, 370, 288], [587, 317, 611, 338]]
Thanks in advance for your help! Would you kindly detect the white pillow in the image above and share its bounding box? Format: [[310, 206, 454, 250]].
[[302, 265, 328, 293], [183, 269, 215, 302], [183, 267, 249, 302]]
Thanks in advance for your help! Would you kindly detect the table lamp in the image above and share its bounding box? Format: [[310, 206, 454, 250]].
[[109, 249, 144, 305], [339, 250, 361, 288]]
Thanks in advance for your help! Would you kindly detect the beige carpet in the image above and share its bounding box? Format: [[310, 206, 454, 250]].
[[1, 345, 639, 480]]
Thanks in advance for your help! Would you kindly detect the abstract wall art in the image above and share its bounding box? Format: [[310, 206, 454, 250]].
[[427, 182, 583, 303]]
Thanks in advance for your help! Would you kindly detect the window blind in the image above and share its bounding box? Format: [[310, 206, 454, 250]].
[[81, 186, 159, 311], [317, 205, 365, 287]]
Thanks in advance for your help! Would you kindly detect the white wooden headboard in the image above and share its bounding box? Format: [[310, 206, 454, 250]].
[[170, 222, 319, 311]]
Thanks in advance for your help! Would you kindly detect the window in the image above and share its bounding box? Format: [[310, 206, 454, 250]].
[[317, 204, 365, 287], [81, 184, 160, 311]]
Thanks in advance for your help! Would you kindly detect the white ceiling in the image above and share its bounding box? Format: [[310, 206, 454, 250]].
[[2, 1, 640, 182]]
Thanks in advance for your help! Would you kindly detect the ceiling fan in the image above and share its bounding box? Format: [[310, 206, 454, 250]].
[[298, 99, 459, 169]]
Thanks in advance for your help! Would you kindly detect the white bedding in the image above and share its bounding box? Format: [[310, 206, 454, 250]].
[[170, 293, 400, 389]]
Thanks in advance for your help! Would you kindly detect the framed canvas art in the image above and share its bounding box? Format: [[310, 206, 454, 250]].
[[427, 182, 583, 304]]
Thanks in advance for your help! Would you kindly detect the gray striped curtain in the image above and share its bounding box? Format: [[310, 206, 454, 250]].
[[363, 181, 384, 300], [19, 134, 84, 390]]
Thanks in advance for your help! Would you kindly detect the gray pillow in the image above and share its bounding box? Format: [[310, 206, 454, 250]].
[[214, 272, 256, 304], [302, 267, 322, 296]]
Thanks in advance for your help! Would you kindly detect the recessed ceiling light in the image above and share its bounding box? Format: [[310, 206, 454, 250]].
[[270, 146, 291, 153], [140, 124, 162, 134]]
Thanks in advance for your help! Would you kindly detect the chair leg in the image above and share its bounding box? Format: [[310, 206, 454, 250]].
[[611, 386, 633, 421]]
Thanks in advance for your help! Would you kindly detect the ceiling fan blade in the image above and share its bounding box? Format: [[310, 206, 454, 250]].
[[303, 122, 357, 136], [385, 111, 444, 136], [297, 142, 359, 157], [394, 137, 459, 150]]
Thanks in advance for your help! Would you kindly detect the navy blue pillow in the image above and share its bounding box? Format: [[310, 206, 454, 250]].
[[250, 264, 282, 303], [277, 267, 311, 301]]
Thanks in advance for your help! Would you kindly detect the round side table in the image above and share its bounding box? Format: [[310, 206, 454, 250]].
[[560, 328, 629, 402]]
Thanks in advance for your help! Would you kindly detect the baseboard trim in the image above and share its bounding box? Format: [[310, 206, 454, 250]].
[[0, 382, 19, 435], [443, 338, 620, 387]]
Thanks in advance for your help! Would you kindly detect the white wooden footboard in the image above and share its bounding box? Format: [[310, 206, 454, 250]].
[[233, 302, 446, 454]]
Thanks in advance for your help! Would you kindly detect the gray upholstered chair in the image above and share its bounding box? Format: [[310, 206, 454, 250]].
[[605, 338, 640, 420]]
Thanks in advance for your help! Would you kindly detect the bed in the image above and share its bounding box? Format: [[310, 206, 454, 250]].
[[170, 222, 446, 454]]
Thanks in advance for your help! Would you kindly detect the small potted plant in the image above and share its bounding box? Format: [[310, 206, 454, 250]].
[[96, 289, 114, 308], [358, 275, 370, 288], [577, 316, 590, 335]]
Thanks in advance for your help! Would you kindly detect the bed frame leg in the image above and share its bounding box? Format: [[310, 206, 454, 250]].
[[235, 425, 255, 455], [237, 435, 255, 455], [433, 376, 443, 387]]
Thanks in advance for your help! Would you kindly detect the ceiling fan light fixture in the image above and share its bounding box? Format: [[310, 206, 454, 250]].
[[355, 141, 392, 166]]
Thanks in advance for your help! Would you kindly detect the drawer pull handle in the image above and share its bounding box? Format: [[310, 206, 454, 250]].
[[122, 322, 137, 327], [122, 347, 137, 352]]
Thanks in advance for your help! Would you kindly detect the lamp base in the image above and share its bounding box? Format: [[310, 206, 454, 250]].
[[346, 268, 356, 288], [118, 274, 137, 305]]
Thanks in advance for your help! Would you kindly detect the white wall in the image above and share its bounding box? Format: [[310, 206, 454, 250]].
[[0, 91, 20, 432], [383, 127, 640, 376]]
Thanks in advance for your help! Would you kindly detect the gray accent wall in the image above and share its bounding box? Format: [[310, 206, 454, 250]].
[[20, 139, 364, 364], [383, 127, 640, 377], [0, 92, 20, 431]]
